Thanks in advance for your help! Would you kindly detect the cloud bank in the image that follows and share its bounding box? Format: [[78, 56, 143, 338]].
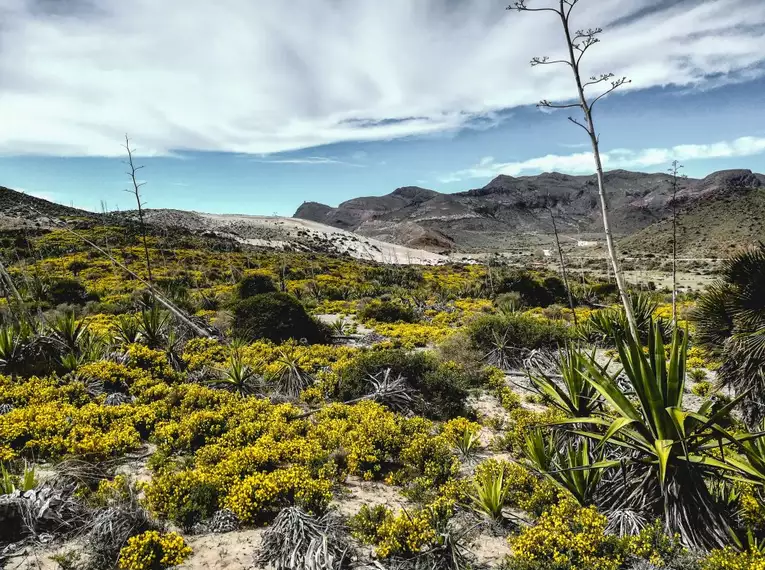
[[439, 136, 765, 182], [1, 0, 764, 157]]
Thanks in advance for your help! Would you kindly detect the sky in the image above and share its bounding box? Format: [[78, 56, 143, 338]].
[[1, 0, 765, 215]]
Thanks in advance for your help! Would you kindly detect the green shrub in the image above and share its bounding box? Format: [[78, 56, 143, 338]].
[[495, 270, 563, 308], [691, 381, 713, 398], [238, 273, 277, 299], [232, 292, 325, 344], [359, 300, 416, 323], [48, 278, 91, 305], [468, 313, 569, 361], [337, 349, 473, 419]]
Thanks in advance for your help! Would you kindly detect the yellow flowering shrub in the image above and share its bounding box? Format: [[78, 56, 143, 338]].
[[182, 337, 228, 371], [440, 416, 481, 443], [127, 344, 176, 380], [0, 401, 141, 461], [78, 361, 153, 393], [224, 466, 332, 523], [0, 375, 89, 407], [507, 500, 623, 570], [486, 366, 521, 412], [144, 468, 221, 528], [702, 547, 765, 570], [118, 531, 191, 570], [311, 401, 406, 479], [624, 520, 686, 568]]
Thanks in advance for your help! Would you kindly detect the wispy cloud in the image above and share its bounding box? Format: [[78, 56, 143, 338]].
[[0, 0, 764, 157], [252, 156, 364, 166], [440, 135, 765, 183]]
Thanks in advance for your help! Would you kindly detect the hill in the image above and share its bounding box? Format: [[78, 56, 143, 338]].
[[0, 186, 95, 229], [294, 169, 765, 254]]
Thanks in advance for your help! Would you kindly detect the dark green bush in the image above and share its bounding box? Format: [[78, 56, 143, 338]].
[[237, 273, 277, 299], [337, 348, 476, 419], [495, 270, 564, 308], [48, 278, 91, 305], [359, 300, 416, 323], [232, 292, 325, 344], [468, 313, 570, 355]]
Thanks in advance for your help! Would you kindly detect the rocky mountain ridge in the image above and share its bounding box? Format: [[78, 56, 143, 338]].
[[294, 169, 765, 253]]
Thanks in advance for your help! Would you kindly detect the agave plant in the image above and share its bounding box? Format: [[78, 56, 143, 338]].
[[563, 321, 754, 548], [271, 348, 316, 398], [137, 304, 171, 349], [527, 345, 606, 417], [48, 311, 91, 354], [691, 244, 765, 427], [207, 352, 264, 396], [113, 314, 141, 345], [522, 430, 609, 507], [468, 469, 508, 522]]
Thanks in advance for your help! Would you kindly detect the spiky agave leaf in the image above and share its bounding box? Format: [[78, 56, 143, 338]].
[[527, 344, 605, 417], [271, 348, 316, 398], [254, 507, 352, 570], [558, 321, 746, 548]]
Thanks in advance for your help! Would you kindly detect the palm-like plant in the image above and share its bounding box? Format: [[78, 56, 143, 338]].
[[270, 348, 316, 398], [0, 324, 28, 375], [522, 430, 610, 507], [567, 322, 749, 548], [49, 311, 90, 354], [527, 345, 605, 417], [692, 244, 765, 427], [137, 304, 171, 349], [469, 469, 508, 522], [207, 352, 264, 396]]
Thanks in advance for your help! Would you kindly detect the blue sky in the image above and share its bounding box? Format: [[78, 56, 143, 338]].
[[1, 0, 765, 215]]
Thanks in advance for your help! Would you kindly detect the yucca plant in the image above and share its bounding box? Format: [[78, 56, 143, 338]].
[[484, 329, 515, 370], [469, 469, 508, 522], [137, 304, 171, 349], [0, 324, 27, 375], [527, 345, 606, 417], [564, 321, 751, 548], [271, 348, 316, 398], [692, 244, 765, 427], [453, 427, 482, 463], [48, 311, 91, 354], [207, 352, 263, 396], [522, 430, 610, 507], [0, 461, 37, 494], [328, 319, 350, 337], [579, 292, 669, 345], [113, 314, 141, 345]]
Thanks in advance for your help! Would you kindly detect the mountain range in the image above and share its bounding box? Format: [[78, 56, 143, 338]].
[[294, 169, 765, 256], [2, 167, 764, 259]]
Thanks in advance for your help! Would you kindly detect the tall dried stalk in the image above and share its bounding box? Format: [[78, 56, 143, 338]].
[[511, 0, 638, 339]]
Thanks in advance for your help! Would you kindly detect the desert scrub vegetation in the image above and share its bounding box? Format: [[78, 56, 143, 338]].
[[0, 223, 762, 570]]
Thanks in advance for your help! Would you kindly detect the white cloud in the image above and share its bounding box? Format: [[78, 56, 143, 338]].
[[252, 156, 364, 166], [440, 135, 765, 182], [0, 0, 764, 157]]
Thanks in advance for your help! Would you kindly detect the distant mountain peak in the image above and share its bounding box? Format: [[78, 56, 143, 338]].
[[292, 168, 765, 253]]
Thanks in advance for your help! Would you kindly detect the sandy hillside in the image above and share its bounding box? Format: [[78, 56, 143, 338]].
[[141, 210, 448, 265]]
